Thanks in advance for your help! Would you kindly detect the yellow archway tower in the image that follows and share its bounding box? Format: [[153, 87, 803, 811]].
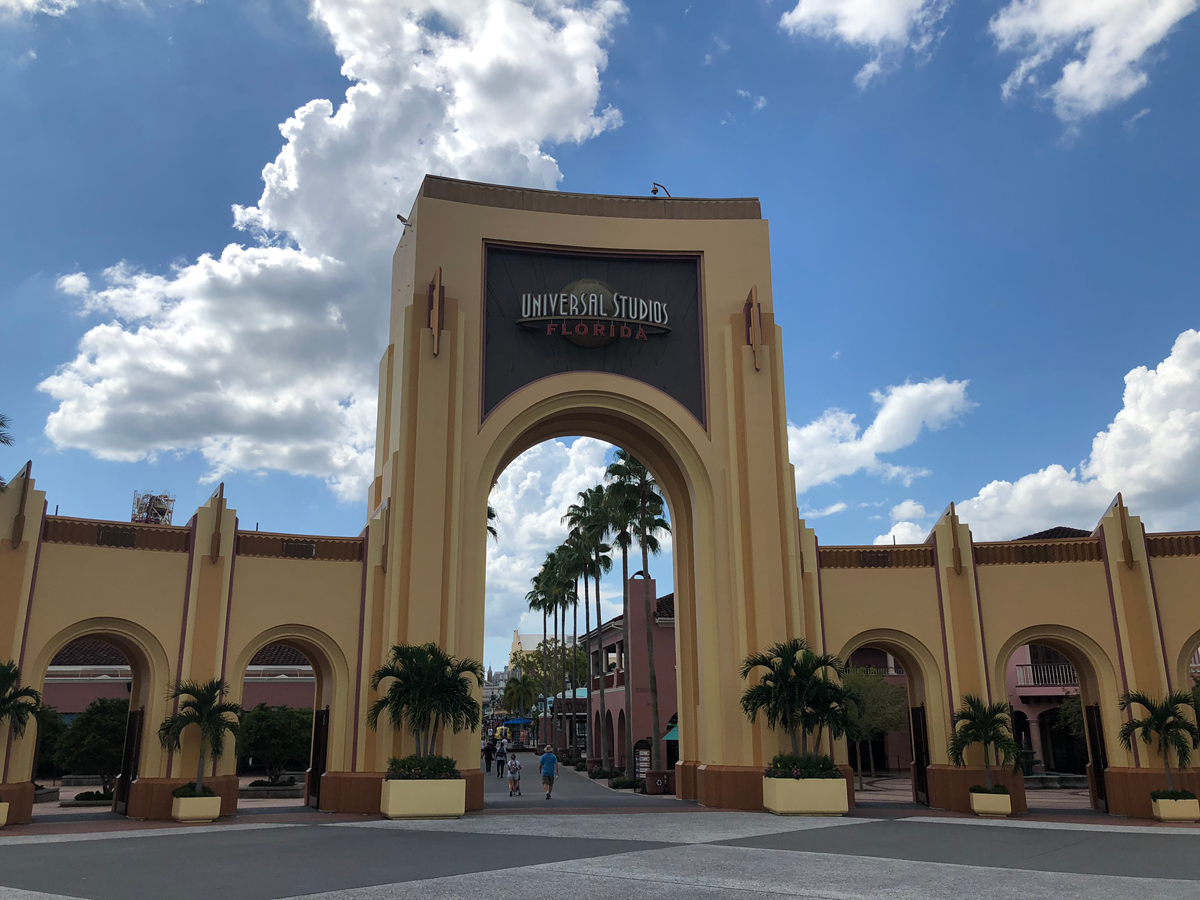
[[337, 177, 806, 810]]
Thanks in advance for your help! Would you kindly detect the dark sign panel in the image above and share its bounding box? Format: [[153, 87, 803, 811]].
[[483, 244, 705, 424]]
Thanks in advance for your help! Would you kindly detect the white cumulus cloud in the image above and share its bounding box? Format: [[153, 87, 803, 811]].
[[873, 520, 927, 544], [787, 377, 975, 493], [990, 0, 1199, 122], [955, 329, 1200, 540], [779, 0, 951, 87], [0, 0, 78, 16], [890, 499, 926, 520], [36, 0, 626, 502]]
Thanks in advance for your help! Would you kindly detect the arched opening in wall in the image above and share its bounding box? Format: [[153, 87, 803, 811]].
[[1177, 633, 1200, 712], [234, 635, 336, 811], [483, 427, 683, 805], [843, 644, 923, 807], [998, 634, 1113, 814], [34, 629, 160, 819]]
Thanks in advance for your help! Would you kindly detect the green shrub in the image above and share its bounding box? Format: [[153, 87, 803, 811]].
[[73, 790, 113, 801], [764, 753, 841, 779], [609, 774, 637, 789], [238, 704, 313, 785], [588, 767, 620, 779], [1151, 789, 1197, 801], [969, 783, 1010, 794], [249, 776, 297, 788], [53, 697, 129, 794], [171, 782, 217, 799], [386, 754, 460, 780], [574, 760, 587, 771]]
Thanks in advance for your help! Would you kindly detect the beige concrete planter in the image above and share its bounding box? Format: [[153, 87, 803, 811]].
[[171, 796, 222, 824], [969, 792, 1012, 818], [0, 801, 9, 827], [380, 779, 465, 819], [1152, 798, 1200, 822], [762, 777, 848, 816]]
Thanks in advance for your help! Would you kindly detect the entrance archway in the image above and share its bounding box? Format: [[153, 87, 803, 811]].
[[994, 625, 1122, 813], [470, 389, 710, 791], [364, 177, 807, 811], [839, 629, 950, 806], [226, 625, 348, 810], [26, 617, 172, 818]]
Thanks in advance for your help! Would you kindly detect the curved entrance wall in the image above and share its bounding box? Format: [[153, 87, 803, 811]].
[[1, 178, 1199, 820]]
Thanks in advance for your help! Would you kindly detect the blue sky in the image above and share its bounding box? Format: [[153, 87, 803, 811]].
[[2, 1, 1198, 668]]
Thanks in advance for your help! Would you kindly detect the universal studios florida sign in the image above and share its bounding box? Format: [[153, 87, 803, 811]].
[[518, 279, 669, 347], [482, 244, 705, 424]]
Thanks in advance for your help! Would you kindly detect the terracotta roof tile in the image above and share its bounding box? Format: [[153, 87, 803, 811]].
[[249, 644, 311, 666], [51, 638, 128, 666], [1017, 526, 1093, 540]]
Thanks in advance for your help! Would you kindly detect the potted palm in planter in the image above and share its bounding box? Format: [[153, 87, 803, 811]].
[[948, 694, 1019, 817], [0, 660, 41, 828], [368, 642, 483, 819], [741, 639, 854, 815], [157, 679, 242, 824], [1118, 690, 1200, 822]]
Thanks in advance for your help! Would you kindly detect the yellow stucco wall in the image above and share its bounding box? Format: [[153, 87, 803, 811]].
[[1, 178, 1198, 817]]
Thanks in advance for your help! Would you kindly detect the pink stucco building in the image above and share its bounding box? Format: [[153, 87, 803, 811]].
[[582, 576, 678, 771]]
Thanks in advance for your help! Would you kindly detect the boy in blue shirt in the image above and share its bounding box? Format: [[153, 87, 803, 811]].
[[539, 745, 559, 800]]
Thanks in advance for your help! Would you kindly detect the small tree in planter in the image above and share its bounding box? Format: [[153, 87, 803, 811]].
[[740, 639, 854, 815], [1118, 690, 1200, 822], [947, 694, 1019, 817], [368, 642, 483, 819], [0, 660, 41, 827], [157, 679, 242, 823]]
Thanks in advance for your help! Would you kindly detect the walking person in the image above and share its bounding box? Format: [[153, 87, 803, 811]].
[[495, 739, 506, 777], [507, 753, 522, 797], [540, 744, 560, 800], [483, 738, 495, 775]]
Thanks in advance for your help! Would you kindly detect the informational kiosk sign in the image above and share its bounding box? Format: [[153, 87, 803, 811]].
[[482, 244, 705, 424]]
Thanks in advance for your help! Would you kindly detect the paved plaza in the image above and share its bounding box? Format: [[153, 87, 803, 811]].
[[2, 768, 1198, 900]]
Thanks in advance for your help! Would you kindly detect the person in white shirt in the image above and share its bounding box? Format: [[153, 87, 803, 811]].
[[506, 754, 522, 796]]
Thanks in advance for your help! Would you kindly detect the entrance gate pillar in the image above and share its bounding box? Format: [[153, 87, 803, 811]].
[[348, 177, 811, 811]]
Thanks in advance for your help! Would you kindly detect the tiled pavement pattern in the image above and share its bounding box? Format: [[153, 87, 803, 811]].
[[1, 771, 1196, 900]]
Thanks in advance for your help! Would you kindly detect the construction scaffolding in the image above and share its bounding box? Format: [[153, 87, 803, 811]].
[[131, 491, 175, 525]]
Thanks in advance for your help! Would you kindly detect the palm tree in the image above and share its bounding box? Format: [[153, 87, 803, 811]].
[[563, 487, 612, 768], [0, 660, 41, 742], [486, 504, 498, 542], [502, 674, 538, 721], [561, 530, 597, 764], [740, 638, 845, 757], [601, 480, 639, 771], [606, 450, 670, 771], [947, 694, 1020, 790], [157, 679, 243, 796], [1118, 690, 1200, 792], [525, 573, 551, 739], [0, 413, 13, 490], [367, 643, 483, 757]]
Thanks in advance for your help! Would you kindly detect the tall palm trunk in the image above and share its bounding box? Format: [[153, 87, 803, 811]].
[[584, 573, 593, 763], [594, 560, 610, 770], [553, 602, 560, 749], [984, 744, 992, 790], [195, 739, 207, 794], [639, 483, 663, 773], [559, 601, 567, 751], [620, 538, 634, 774], [542, 608, 548, 745], [572, 595, 578, 756], [1164, 743, 1175, 791]]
